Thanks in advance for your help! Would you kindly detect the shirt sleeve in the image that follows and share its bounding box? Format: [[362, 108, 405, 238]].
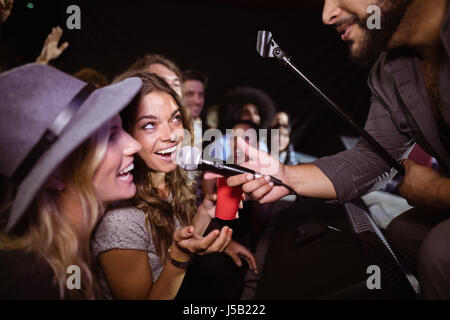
[[91, 207, 149, 260], [313, 93, 414, 203]]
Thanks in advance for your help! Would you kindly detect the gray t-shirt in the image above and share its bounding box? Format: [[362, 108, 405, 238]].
[[91, 205, 180, 299]]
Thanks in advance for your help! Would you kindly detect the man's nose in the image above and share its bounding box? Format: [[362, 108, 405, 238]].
[[322, 0, 342, 26]]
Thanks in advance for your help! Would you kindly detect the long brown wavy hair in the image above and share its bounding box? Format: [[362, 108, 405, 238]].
[[114, 71, 197, 262]]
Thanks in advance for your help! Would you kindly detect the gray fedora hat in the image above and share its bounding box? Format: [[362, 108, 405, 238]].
[[0, 63, 142, 232]]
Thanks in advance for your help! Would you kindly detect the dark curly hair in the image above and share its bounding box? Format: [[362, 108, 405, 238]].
[[217, 87, 275, 132]]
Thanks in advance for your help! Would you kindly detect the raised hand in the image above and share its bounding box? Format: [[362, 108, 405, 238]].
[[36, 26, 69, 65], [0, 0, 14, 23]]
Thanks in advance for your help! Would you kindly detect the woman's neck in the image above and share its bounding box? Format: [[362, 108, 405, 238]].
[[153, 172, 170, 198]]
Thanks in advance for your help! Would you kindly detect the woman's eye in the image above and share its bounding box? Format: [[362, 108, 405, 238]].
[[109, 132, 118, 143], [172, 114, 182, 123], [143, 123, 155, 130]]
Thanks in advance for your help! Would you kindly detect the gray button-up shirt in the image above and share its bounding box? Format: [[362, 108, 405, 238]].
[[313, 6, 450, 203]]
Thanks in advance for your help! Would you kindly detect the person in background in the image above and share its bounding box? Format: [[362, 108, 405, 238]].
[[269, 112, 298, 165], [270, 124, 298, 165], [73, 68, 109, 88], [182, 69, 207, 122], [125, 54, 182, 97], [205, 105, 219, 130], [270, 111, 289, 128], [202, 87, 275, 196], [0, 63, 142, 299], [181, 69, 209, 204], [216, 86, 276, 151]]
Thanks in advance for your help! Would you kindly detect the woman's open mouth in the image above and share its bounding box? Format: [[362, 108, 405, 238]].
[[117, 162, 134, 183], [154, 144, 178, 163]]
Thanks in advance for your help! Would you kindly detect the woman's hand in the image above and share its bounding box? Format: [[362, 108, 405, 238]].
[[173, 225, 233, 257], [36, 26, 69, 65], [225, 240, 258, 274]]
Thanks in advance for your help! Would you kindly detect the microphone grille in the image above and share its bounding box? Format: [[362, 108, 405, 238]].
[[176, 146, 202, 171]]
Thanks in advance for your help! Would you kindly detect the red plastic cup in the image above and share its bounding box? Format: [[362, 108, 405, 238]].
[[215, 177, 243, 220]]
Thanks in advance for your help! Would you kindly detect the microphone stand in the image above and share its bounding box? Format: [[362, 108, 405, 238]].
[[256, 31, 405, 175]]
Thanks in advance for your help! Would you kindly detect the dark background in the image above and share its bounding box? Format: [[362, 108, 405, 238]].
[[1, 0, 372, 157]]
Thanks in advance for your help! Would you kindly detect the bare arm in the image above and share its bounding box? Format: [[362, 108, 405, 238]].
[[99, 226, 232, 300], [284, 163, 337, 199], [99, 227, 193, 300], [438, 178, 450, 208], [399, 159, 450, 209]]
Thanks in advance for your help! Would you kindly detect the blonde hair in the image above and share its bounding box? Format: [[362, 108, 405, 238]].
[[0, 121, 111, 299], [115, 71, 197, 262]]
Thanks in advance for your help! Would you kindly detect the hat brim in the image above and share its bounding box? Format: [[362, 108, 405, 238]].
[[6, 77, 142, 232]]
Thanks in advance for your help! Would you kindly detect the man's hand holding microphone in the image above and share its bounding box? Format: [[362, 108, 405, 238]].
[[203, 136, 337, 203]]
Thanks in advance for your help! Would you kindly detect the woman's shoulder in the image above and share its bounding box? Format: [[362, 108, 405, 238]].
[[104, 205, 146, 220], [92, 206, 151, 256], [97, 205, 148, 229]]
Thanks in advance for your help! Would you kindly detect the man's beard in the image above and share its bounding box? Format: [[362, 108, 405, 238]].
[[346, 0, 413, 65]]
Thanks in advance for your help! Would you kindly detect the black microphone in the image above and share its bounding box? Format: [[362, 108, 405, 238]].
[[177, 146, 289, 189]]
